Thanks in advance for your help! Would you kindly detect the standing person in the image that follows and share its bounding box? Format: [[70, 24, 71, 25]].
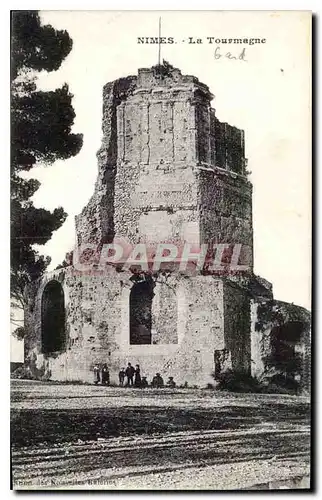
[[134, 364, 141, 387], [119, 368, 125, 386], [93, 364, 100, 385], [125, 363, 135, 386], [101, 364, 110, 386]]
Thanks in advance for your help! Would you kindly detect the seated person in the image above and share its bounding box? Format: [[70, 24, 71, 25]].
[[166, 376, 176, 388], [141, 376, 149, 388], [151, 372, 164, 388]]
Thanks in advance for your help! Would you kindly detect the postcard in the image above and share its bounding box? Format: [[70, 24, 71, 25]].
[[10, 10, 311, 490]]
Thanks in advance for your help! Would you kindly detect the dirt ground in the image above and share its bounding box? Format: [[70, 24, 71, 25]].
[[11, 380, 311, 490]]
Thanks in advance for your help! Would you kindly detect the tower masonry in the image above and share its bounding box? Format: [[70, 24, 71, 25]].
[[23, 64, 310, 391], [75, 64, 253, 269]]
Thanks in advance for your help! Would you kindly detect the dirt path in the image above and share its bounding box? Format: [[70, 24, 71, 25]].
[[11, 381, 311, 490]]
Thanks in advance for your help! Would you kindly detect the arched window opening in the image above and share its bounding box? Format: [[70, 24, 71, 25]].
[[41, 280, 66, 354], [130, 277, 154, 345]]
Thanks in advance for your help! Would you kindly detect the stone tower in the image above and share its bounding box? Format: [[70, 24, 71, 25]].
[[24, 64, 260, 386], [75, 64, 253, 270]]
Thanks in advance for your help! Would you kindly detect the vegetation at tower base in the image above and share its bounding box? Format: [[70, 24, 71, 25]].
[[11, 11, 83, 338], [214, 369, 301, 394], [214, 370, 262, 393], [253, 300, 311, 393]]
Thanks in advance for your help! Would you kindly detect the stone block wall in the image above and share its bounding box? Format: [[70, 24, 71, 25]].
[[25, 267, 242, 386], [25, 266, 258, 386], [75, 76, 137, 246], [223, 280, 252, 374], [113, 68, 203, 245], [212, 114, 245, 173], [75, 64, 252, 257], [24, 266, 123, 381], [198, 167, 253, 268], [250, 298, 311, 392]]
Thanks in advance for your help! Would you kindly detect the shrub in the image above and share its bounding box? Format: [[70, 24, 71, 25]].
[[260, 383, 291, 394], [213, 368, 301, 394], [262, 373, 300, 394], [11, 366, 37, 380]]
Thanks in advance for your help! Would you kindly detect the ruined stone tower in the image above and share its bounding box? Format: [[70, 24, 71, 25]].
[[24, 64, 310, 390], [75, 64, 253, 268]]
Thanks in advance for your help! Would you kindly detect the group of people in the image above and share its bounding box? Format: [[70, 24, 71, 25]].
[[93, 363, 110, 385], [118, 363, 142, 387], [93, 362, 176, 388]]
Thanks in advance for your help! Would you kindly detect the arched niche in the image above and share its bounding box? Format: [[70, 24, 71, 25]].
[[41, 280, 66, 354]]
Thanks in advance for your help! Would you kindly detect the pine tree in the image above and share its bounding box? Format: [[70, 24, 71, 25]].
[[11, 11, 83, 337]]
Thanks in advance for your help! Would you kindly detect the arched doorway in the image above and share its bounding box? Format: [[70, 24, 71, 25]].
[[129, 277, 154, 345], [41, 280, 66, 354], [268, 320, 306, 379]]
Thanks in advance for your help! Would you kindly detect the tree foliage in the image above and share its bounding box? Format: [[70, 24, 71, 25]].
[[11, 11, 73, 80], [11, 11, 83, 332]]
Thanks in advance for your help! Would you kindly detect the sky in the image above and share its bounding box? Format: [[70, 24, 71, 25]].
[[20, 10, 311, 311]]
